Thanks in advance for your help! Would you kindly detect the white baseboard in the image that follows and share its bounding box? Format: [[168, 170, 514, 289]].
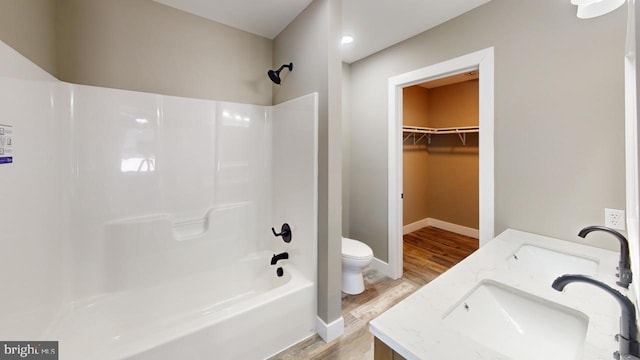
[[371, 257, 393, 278], [403, 218, 431, 234], [403, 218, 479, 239], [316, 316, 344, 343]]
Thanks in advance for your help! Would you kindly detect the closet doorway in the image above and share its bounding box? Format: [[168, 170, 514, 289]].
[[401, 73, 480, 279], [386, 48, 495, 279], [402, 72, 479, 238]]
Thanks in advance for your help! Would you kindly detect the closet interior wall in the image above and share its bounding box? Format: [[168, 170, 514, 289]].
[[402, 79, 479, 230]]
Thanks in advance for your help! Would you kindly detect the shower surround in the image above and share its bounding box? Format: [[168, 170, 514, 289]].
[[0, 41, 318, 359]]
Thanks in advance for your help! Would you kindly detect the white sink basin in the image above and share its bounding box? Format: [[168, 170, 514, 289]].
[[508, 244, 599, 282], [442, 280, 589, 360]]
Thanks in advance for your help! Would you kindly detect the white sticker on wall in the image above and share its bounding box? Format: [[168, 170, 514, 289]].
[[0, 124, 13, 164]]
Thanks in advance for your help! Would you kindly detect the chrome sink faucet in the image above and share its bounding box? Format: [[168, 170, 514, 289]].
[[552, 274, 640, 360], [578, 225, 632, 288]]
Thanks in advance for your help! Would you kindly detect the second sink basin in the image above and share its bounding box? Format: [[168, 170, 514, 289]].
[[442, 280, 589, 360], [508, 244, 599, 282]]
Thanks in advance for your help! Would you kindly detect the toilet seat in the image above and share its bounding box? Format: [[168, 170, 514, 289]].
[[342, 237, 373, 260]]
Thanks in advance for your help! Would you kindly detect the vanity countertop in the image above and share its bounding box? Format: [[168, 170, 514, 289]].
[[369, 229, 629, 360]]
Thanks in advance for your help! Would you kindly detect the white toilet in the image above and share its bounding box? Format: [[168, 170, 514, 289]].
[[341, 237, 374, 295]]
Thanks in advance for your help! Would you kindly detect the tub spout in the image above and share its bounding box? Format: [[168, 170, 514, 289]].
[[271, 252, 289, 265], [552, 274, 639, 360], [578, 225, 632, 288]]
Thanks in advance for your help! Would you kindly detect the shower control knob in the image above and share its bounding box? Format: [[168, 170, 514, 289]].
[[271, 223, 292, 243]]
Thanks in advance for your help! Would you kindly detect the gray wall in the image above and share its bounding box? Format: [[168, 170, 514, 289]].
[[632, 0, 639, 304], [0, 0, 273, 105], [0, 0, 57, 75], [342, 62, 351, 235], [273, 0, 343, 326], [56, 0, 273, 105], [348, 0, 627, 261]]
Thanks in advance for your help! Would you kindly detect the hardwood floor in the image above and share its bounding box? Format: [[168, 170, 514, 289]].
[[402, 226, 479, 287], [269, 226, 478, 360]]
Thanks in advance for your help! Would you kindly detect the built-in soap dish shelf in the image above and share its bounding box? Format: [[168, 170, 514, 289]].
[[106, 201, 253, 243], [172, 212, 212, 241]]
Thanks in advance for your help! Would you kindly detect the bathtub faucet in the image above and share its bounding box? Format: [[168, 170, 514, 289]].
[[271, 252, 289, 265], [272, 223, 292, 243], [552, 274, 639, 360], [578, 225, 632, 288]]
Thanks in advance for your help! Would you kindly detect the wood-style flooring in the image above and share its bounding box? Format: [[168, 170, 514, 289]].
[[269, 226, 478, 360]]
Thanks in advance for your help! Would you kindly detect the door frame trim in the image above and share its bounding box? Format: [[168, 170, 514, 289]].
[[387, 47, 495, 279]]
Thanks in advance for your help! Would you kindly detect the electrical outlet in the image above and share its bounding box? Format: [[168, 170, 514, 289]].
[[605, 208, 625, 231]]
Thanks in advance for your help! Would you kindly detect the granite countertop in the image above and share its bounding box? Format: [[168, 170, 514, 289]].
[[369, 229, 629, 360]]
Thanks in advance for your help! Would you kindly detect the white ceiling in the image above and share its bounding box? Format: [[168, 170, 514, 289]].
[[153, 0, 314, 39], [342, 0, 490, 63], [153, 0, 491, 64]]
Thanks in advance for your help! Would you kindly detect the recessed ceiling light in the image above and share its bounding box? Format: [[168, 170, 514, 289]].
[[341, 36, 354, 45]]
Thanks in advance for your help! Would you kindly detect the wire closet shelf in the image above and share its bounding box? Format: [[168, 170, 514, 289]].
[[402, 125, 479, 146]]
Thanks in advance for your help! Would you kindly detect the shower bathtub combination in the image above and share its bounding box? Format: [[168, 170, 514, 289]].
[[0, 41, 318, 360]]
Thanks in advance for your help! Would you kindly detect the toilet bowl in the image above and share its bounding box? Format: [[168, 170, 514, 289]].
[[342, 237, 374, 295]]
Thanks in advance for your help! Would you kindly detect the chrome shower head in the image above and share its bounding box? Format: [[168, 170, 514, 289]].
[[268, 63, 293, 85]]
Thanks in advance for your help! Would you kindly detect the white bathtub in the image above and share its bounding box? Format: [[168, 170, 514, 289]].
[[43, 251, 315, 360], [0, 42, 319, 360]]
